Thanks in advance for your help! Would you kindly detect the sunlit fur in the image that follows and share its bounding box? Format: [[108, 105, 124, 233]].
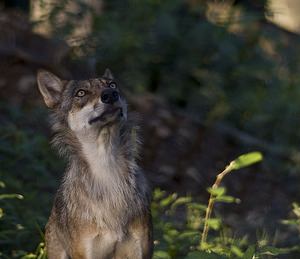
[[37, 70, 153, 259]]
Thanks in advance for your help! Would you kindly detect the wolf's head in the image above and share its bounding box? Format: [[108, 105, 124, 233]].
[[37, 69, 127, 135], [37, 69, 131, 160]]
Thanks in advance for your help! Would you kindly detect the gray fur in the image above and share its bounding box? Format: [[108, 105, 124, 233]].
[[37, 70, 153, 259]]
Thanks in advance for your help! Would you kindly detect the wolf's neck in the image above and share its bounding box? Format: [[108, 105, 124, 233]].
[[76, 126, 128, 184], [78, 128, 120, 171]]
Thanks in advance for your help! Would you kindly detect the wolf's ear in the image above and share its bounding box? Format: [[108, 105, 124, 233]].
[[102, 68, 114, 80], [37, 70, 63, 108]]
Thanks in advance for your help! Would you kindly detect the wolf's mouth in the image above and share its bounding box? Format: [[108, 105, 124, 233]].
[[89, 107, 123, 125]]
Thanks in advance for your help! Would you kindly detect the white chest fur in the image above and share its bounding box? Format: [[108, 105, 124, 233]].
[[67, 109, 139, 230], [73, 130, 135, 230]]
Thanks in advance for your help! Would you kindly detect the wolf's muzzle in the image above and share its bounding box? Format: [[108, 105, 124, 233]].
[[101, 89, 119, 104], [89, 107, 122, 125]]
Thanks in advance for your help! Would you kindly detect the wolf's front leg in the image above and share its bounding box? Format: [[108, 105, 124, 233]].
[[45, 220, 68, 259], [115, 216, 153, 259], [67, 227, 102, 259]]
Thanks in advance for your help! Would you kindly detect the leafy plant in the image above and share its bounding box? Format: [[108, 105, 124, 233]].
[[201, 152, 263, 247], [151, 152, 298, 258], [1, 1, 300, 256], [0, 104, 61, 258], [0, 103, 298, 258], [0, 181, 24, 258], [36, 0, 300, 166]]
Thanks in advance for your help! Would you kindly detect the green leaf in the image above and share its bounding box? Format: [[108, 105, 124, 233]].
[[185, 251, 226, 259], [292, 202, 300, 217], [153, 189, 166, 200], [171, 196, 192, 210], [243, 245, 256, 259], [187, 203, 207, 211], [154, 250, 172, 259], [0, 181, 5, 188], [259, 246, 291, 255], [178, 231, 199, 239], [163, 229, 179, 243], [214, 195, 241, 204], [230, 152, 263, 170], [159, 193, 177, 207], [207, 218, 221, 230], [281, 219, 300, 226], [21, 254, 37, 259], [207, 187, 226, 197], [0, 194, 24, 200], [230, 245, 243, 257]]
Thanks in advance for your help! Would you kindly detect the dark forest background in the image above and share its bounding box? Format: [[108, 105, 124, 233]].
[[1, 0, 300, 258]]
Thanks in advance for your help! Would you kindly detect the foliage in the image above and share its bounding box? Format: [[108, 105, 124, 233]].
[[0, 104, 61, 258], [230, 152, 263, 171], [151, 152, 292, 258], [1, 0, 300, 258], [37, 0, 300, 164], [0, 182, 24, 258], [282, 203, 300, 228], [0, 104, 297, 258], [201, 152, 263, 247], [152, 187, 295, 259]]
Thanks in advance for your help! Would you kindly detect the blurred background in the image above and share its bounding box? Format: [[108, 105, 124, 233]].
[[1, 0, 300, 258]]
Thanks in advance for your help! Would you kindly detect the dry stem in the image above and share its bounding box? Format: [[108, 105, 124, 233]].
[[200, 162, 235, 248]]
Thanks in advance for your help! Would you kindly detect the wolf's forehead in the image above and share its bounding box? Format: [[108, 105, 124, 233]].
[[64, 78, 110, 93], [72, 78, 107, 88]]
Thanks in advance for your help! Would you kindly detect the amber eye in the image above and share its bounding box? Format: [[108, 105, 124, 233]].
[[75, 89, 86, 97], [109, 82, 117, 89]]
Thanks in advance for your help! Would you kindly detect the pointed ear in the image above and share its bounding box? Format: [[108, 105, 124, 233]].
[[102, 68, 114, 80], [37, 70, 63, 108]]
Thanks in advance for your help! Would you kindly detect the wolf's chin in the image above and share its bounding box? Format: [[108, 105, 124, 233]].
[[89, 107, 123, 125]]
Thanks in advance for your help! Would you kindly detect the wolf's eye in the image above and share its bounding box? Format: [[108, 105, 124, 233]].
[[75, 90, 86, 97], [109, 82, 117, 89]]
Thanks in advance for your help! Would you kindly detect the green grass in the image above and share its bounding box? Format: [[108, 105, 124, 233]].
[[0, 103, 299, 258], [0, 103, 61, 258]]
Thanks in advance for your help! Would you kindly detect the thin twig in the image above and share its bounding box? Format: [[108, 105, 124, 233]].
[[200, 162, 234, 247]]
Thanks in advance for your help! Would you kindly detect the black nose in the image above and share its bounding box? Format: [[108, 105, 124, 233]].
[[101, 89, 119, 104]]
